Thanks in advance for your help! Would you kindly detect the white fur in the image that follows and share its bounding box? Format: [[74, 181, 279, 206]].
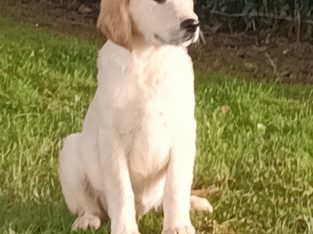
[[59, 0, 212, 233]]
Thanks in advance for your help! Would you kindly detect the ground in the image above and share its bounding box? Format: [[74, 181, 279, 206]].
[[1, 0, 313, 84], [1, 2, 313, 234]]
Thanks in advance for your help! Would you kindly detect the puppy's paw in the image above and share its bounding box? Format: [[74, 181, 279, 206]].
[[190, 195, 213, 213], [71, 214, 101, 230], [162, 225, 195, 234]]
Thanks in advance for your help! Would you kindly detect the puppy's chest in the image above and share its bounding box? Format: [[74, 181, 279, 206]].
[[125, 71, 189, 176], [111, 49, 195, 176], [126, 85, 179, 176], [118, 58, 193, 131], [128, 112, 172, 177]]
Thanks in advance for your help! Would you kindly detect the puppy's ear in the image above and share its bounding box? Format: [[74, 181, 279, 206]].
[[97, 0, 133, 50]]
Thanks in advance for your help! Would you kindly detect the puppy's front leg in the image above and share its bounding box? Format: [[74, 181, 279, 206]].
[[162, 125, 196, 234], [98, 127, 140, 234]]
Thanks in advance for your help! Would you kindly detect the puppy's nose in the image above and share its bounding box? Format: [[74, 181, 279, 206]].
[[180, 19, 199, 33]]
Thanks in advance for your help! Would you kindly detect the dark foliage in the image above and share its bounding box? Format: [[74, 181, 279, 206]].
[[198, 0, 313, 40], [50, 0, 313, 40]]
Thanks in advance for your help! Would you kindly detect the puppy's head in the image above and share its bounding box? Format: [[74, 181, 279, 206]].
[[97, 0, 199, 50]]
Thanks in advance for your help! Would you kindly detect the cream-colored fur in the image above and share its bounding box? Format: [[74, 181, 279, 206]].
[[59, 0, 212, 233]]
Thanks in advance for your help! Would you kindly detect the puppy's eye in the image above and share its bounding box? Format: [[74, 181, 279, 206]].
[[153, 0, 166, 4]]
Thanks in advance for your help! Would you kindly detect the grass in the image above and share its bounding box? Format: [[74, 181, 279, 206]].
[[0, 17, 313, 234]]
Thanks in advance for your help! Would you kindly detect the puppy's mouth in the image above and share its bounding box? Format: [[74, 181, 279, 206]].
[[183, 25, 200, 43], [182, 32, 196, 42], [154, 30, 199, 46]]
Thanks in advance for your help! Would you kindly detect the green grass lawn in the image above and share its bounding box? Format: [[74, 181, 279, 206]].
[[1, 17, 313, 234]]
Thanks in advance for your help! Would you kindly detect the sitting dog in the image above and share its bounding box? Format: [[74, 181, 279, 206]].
[[59, 0, 213, 233]]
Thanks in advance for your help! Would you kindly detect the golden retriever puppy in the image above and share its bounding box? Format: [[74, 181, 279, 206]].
[[59, 0, 213, 233]]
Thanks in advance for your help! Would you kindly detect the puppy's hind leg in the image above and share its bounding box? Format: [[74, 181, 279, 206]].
[[59, 133, 103, 231]]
